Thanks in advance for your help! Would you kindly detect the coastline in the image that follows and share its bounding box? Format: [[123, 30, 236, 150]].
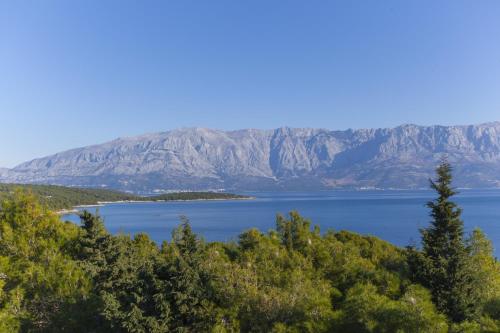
[[56, 196, 255, 215], [56, 209, 79, 215], [96, 196, 255, 204]]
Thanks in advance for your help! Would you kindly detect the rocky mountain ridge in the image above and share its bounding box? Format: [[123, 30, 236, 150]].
[[2, 122, 500, 192]]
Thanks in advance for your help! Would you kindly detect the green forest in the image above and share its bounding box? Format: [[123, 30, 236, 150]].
[[0, 183, 249, 211], [0, 163, 499, 332]]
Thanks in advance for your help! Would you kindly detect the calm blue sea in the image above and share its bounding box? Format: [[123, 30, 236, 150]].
[[63, 190, 500, 255]]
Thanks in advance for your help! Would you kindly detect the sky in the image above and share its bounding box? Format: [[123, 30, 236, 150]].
[[1, 1, 500, 167]]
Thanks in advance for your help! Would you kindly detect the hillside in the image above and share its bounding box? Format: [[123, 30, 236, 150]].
[[2, 122, 500, 191]]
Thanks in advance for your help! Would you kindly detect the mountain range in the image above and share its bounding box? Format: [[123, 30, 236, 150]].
[[2, 122, 500, 193]]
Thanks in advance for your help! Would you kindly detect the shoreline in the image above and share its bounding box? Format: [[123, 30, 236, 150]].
[[96, 196, 255, 204], [56, 196, 255, 215], [56, 209, 79, 215]]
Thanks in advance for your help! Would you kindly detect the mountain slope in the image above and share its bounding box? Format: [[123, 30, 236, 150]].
[[2, 123, 500, 192]]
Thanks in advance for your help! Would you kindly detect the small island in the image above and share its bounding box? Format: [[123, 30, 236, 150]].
[[0, 183, 252, 212]]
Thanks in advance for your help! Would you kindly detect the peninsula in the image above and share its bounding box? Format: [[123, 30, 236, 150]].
[[0, 183, 251, 211]]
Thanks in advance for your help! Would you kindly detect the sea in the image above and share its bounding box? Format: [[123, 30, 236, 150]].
[[62, 189, 500, 255]]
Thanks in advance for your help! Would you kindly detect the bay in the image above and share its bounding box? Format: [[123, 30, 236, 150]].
[[63, 189, 500, 255]]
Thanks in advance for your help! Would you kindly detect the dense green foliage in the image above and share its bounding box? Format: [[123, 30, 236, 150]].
[[0, 183, 249, 211], [0, 164, 499, 332], [0, 191, 91, 332]]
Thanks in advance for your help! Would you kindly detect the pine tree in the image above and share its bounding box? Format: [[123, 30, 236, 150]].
[[173, 215, 199, 260], [76, 210, 110, 278], [409, 161, 480, 322], [276, 211, 315, 253], [160, 217, 215, 331]]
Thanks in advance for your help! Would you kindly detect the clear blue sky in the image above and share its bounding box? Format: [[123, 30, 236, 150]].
[[1, 1, 500, 167]]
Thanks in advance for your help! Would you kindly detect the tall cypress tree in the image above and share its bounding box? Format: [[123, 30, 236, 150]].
[[410, 161, 480, 322]]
